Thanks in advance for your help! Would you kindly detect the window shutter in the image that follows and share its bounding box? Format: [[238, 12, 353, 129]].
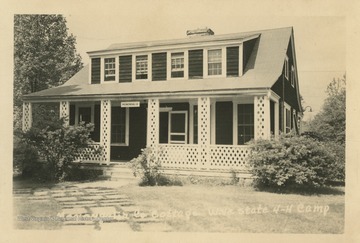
[[119, 55, 132, 82], [91, 58, 101, 84], [226, 46, 239, 77], [152, 52, 167, 81], [189, 49, 203, 79]]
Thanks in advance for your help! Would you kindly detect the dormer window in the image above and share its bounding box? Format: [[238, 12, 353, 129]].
[[136, 55, 148, 80], [104, 58, 116, 81], [171, 52, 184, 78], [208, 49, 222, 76]]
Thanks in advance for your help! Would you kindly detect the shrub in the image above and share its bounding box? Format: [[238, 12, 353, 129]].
[[248, 134, 340, 189], [130, 147, 182, 186], [13, 134, 40, 178], [19, 118, 102, 182]]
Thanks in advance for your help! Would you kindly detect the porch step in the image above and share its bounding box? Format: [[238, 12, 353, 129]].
[[75, 162, 138, 181]]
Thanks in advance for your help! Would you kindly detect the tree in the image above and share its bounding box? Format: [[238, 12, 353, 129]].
[[307, 75, 346, 144], [14, 14, 83, 130]]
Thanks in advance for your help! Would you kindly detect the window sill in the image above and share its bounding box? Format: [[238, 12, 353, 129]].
[[111, 143, 129, 147]]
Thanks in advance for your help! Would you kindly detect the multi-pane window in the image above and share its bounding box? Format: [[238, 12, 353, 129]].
[[104, 58, 116, 81], [238, 104, 254, 145], [136, 55, 148, 79], [171, 52, 184, 78], [208, 49, 222, 76], [111, 107, 126, 144]]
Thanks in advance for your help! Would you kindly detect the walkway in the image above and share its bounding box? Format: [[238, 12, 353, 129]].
[[13, 181, 172, 231]]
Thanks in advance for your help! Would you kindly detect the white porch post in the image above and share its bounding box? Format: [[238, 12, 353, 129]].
[[100, 100, 111, 164], [198, 97, 211, 168], [22, 102, 32, 132], [232, 100, 238, 145], [254, 95, 271, 140], [59, 101, 70, 126], [147, 98, 159, 148], [274, 100, 279, 138]]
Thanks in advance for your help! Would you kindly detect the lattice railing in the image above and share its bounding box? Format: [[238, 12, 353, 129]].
[[158, 144, 251, 171], [209, 145, 251, 170], [158, 144, 199, 169], [76, 143, 103, 162]]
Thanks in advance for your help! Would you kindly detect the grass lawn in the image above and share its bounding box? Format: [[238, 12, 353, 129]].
[[13, 178, 344, 233], [118, 183, 344, 233]]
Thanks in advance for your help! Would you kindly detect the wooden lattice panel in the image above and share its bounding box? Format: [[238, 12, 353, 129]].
[[147, 99, 159, 148], [22, 102, 32, 131], [101, 100, 111, 163], [158, 144, 199, 169], [254, 96, 270, 139], [209, 145, 251, 170], [59, 101, 70, 125], [76, 143, 103, 162], [198, 97, 211, 166]]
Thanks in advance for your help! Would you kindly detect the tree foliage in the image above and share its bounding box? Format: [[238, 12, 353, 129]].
[[14, 14, 83, 129], [308, 75, 346, 144]]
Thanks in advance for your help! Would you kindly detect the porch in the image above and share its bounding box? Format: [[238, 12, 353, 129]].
[[22, 91, 280, 173]]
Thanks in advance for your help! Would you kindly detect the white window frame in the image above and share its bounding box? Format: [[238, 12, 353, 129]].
[[167, 50, 188, 80], [110, 105, 130, 146], [133, 54, 151, 81], [101, 56, 118, 83], [291, 65, 295, 87], [284, 56, 289, 80], [75, 103, 94, 125], [284, 103, 291, 134], [168, 111, 188, 144], [204, 47, 226, 78]]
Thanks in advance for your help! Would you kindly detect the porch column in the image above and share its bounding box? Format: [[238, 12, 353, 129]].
[[254, 95, 271, 140], [198, 97, 211, 168], [146, 98, 159, 148], [232, 100, 238, 145], [100, 100, 111, 164], [274, 100, 279, 138], [22, 102, 32, 132], [59, 101, 70, 126]]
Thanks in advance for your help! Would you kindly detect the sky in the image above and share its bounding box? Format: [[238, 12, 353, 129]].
[[63, 6, 346, 121]]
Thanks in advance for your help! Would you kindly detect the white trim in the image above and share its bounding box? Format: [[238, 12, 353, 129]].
[[110, 104, 130, 146], [274, 99, 279, 138], [210, 100, 216, 144], [204, 47, 226, 78], [232, 100, 238, 145], [133, 53, 151, 81], [283, 102, 291, 134], [291, 65, 295, 87], [87, 34, 259, 57], [284, 55, 289, 80], [168, 110, 188, 144], [239, 43, 243, 77]]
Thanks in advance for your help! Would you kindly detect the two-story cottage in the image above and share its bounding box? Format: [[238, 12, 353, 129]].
[[22, 27, 302, 176]]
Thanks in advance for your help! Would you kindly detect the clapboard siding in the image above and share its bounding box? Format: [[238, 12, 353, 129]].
[[119, 55, 132, 82], [188, 49, 203, 79], [226, 46, 239, 77], [91, 58, 101, 84], [152, 52, 167, 81]]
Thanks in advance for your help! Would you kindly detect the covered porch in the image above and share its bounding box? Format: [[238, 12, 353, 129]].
[[22, 91, 280, 172]]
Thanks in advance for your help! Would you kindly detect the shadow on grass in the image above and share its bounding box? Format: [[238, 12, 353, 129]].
[[254, 184, 345, 196]]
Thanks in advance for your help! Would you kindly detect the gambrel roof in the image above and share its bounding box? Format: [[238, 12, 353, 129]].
[[23, 27, 299, 102]]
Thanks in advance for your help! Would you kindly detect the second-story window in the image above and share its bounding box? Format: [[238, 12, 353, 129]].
[[171, 52, 184, 78], [291, 65, 295, 87], [136, 55, 148, 80], [104, 58, 116, 81], [208, 49, 222, 76], [284, 56, 289, 80]]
